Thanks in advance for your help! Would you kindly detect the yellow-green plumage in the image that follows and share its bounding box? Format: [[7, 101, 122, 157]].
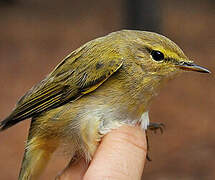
[[0, 30, 209, 180]]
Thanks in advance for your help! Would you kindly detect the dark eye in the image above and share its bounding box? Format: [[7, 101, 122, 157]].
[[151, 50, 164, 61]]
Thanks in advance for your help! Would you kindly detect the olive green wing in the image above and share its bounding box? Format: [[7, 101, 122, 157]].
[[0, 47, 123, 131]]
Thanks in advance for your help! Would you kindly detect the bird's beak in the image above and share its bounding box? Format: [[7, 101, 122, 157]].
[[176, 62, 210, 73]]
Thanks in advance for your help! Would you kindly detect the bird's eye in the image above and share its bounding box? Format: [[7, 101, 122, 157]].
[[151, 50, 164, 61]]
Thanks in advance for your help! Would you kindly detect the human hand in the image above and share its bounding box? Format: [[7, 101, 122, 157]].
[[58, 125, 147, 180]]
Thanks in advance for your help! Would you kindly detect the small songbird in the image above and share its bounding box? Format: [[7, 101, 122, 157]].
[[0, 30, 210, 180]]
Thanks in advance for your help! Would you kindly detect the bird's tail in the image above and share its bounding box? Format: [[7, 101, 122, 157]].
[[18, 145, 51, 180], [18, 122, 59, 180]]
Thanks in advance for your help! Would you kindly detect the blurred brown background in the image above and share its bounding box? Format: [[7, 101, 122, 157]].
[[0, 0, 214, 179]]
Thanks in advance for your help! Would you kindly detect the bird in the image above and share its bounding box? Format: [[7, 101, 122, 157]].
[[0, 30, 210, 180]]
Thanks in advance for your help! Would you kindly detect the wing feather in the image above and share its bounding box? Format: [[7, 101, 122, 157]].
[[0, 43, 123, 130]]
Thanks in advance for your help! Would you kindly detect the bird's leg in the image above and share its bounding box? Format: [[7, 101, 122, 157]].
[[146, 122, 165, 161], [81, 117, 102, 159], [145, 131, 152, 161], [148, 122, 165, 134], [55, 154, 81, 180]]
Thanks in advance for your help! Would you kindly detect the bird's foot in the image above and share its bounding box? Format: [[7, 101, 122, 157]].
[[148, 122, 165, 134], [145, 122, 165, 161]]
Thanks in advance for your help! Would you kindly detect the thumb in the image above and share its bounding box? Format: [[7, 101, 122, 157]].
[[84, 125, 147, 180]]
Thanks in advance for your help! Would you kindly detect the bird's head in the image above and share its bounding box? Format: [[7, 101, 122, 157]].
[[122, 30, 210, 78]]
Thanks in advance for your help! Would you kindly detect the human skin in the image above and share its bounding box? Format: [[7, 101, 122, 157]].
[[58, 125, 147, 180]]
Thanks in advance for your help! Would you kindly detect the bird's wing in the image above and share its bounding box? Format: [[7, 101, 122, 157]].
[[0, 46, 123, 130]]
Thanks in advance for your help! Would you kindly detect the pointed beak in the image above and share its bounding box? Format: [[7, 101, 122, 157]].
[[176, 62, 210, 73]]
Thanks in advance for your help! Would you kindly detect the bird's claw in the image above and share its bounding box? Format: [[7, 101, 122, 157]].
[[145, 122, 165, 161], [148, 122, 165, 134]]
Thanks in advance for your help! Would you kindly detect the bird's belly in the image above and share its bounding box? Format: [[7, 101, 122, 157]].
[[139, 111, 150, 130], [38, 92, 149, 159], [75, 100, 150, 135]]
